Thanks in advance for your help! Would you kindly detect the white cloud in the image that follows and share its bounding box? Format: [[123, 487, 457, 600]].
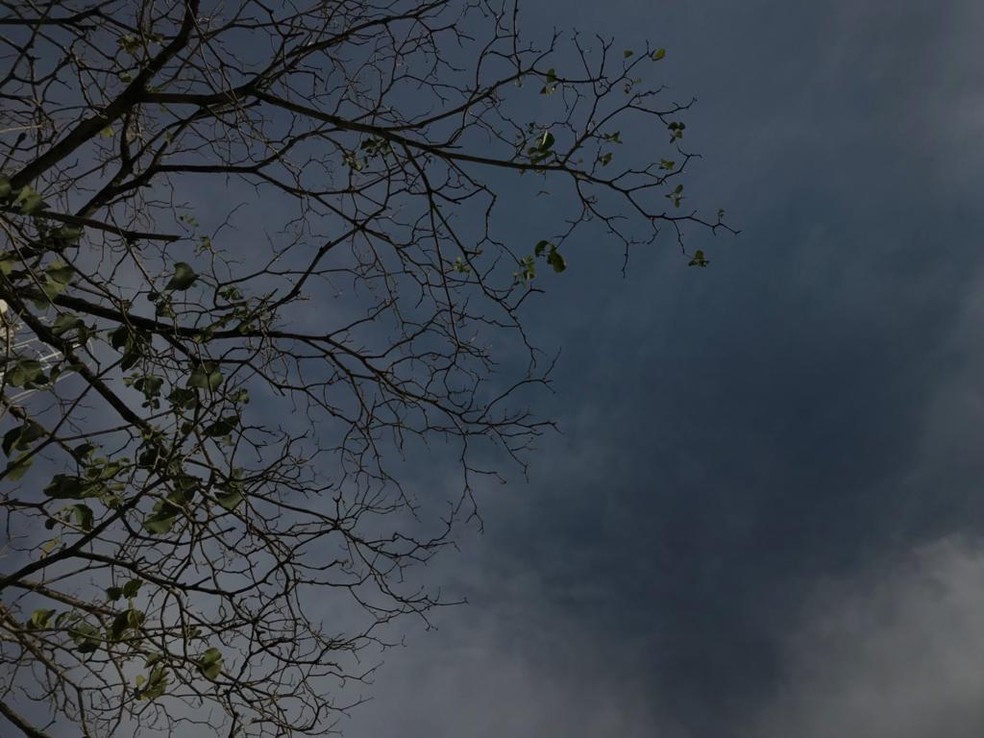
[[750, 539, 984, 738]]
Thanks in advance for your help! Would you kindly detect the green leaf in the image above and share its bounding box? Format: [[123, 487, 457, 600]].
[[546, 245, 567, 273], [69, 503, 94, 531], [138, 665, 169, 700], [539, 70, 558, 95], [69, 621, 101, 654], [51, 313, 82, 337], [14, 186, 45, 215], [651, 48, 666, 61], [122, 579, 142, 599], [667, 121, 686, 141], [167, 387, 199, 410], [215, 488, 244, 511], [109, 611, 130, 640], [200, 662, 222, 681], [187, 364, 208, 389], [109, 324, 147, 371], [108, 325, 129, 350], [5, 455, 33, 481], [20, 421, 47, 448], [514, 255, 536, 284], [108, 608, 144, 640], [136, 445, 160, 469], [106, 587, 124, 602], [44, 475, 84, 499], [28, 609, 55, 629], [6, 358, 46, 388], [164, 262, 197, 291], [197, 647, 223, 681], [3, 420, 46, 456], [174, 474, 200, 495], [688, 249, 710, 268], [53, 226, 84, 244], [120, 346, 143, 371], [117, 34, 140, 54], [534, 240, 551, 258], [0, 176, 11, 200], [132, 374, 164, 401], [154, 295, 175, 319], [87, 458, 126, 482], [666, 183, 685, 208], [188, 363, 222, 392], [205, 415, 239, 438], [42, 281, 66, 300], [143, 511, 177, 535], [623, 49, 634, 58], [127, 608, 144, 629], [45, 261, 75, 285], [71, 443, 95, 461]]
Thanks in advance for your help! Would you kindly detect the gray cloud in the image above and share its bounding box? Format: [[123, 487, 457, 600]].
[[343, 537, 984, 738], [752, 539, 984, 738], [340, 572, 685, 738]]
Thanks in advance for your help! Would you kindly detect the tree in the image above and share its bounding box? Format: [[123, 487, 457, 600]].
[[0, 1, 728, 736]]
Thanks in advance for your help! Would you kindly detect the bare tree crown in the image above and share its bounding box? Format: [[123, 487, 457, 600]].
[[0, 1, 728, 735]]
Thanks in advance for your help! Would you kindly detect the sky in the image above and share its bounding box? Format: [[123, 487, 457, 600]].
[[4, 1, 984, 737], [336, 1, 984, 737]]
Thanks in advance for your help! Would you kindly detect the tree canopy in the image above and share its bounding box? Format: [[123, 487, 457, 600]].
[[0, 0, 727, 735]]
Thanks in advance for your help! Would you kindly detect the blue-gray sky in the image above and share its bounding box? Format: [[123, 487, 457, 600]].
[[340, 1, 984, 737]]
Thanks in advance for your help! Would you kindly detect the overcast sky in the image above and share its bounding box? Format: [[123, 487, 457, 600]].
[[339, 1, 984, 737]]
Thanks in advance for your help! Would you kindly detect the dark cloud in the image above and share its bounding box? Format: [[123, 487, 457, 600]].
[[339, 0, 984, 736]]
